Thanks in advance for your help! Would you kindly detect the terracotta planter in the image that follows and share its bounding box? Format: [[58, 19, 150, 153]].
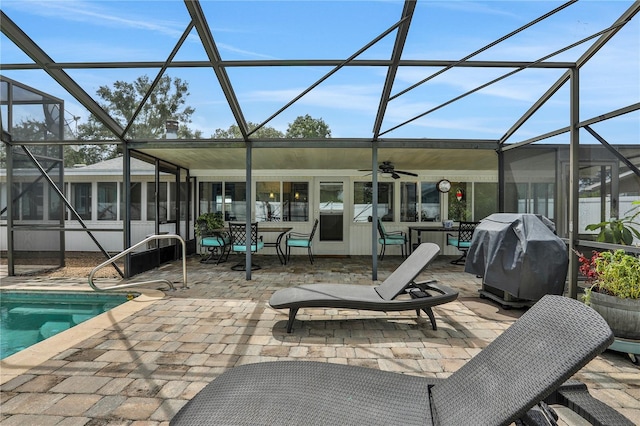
[[589, 291, 640, 340]]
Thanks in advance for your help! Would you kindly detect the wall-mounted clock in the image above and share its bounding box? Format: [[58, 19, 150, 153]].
[[437, 179, 451, 193]]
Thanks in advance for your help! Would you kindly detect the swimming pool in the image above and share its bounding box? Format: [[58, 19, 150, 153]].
[[0, 290, 134, 360]]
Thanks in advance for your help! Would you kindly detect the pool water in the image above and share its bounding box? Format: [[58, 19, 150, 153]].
[[0, 291, 134, 359]]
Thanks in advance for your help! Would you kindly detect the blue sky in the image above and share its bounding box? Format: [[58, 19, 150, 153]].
[[1, 0, 638, 143]]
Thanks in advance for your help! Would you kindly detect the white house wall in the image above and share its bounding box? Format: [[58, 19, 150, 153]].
[[2, 166, 501, 255]]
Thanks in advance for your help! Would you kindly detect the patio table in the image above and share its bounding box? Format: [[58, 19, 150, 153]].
[[259, 226, 293, 264], [407, 225, 456, 253]]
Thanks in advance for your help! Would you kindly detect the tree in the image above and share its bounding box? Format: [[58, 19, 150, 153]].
[[74, 75, 200, 165], [212, 122, 284, 139], [212, 115, 331, 140], [286, 114, 331, 138]]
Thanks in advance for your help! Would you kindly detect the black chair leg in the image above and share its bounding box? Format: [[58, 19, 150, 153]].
[[307, 247, 313, 264], [450, 250, 467, 265], [286, 308, 299, 333], [421, 307, 437, 330], [231, 254, 261, 271]]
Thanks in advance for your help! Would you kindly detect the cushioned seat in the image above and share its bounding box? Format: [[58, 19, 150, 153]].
[[286, 219, 319, 264], [269, 243, 457, 332], [170, 295, 632, 426], [228, 222, 264, 270], [377, 218, 407, 259], [200, 233, 231, 264], [446, 221, 479, 265]]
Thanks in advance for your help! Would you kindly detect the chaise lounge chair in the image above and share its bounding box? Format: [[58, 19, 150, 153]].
[[170, 295, 632, 426], [270, 242, 458, 332]]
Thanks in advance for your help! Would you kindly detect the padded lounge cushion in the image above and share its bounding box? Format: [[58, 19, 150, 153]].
[[429, 295, 614, 425], [375, 243, 440, 300]]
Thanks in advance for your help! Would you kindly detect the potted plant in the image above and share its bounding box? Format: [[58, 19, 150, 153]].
[[585, 200, 640, 245], [195, 211, 225, 238], [576, 249, 640, 340]]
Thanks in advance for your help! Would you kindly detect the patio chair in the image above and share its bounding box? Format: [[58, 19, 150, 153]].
[[170, 294, 630, 426], [377, 218, 407, 259], [228, 222, 264, 271], [270, 243, 458, 332], [200, 232, 231, 265], [447, 220, 479, 265], [285, 218, 319, 264]]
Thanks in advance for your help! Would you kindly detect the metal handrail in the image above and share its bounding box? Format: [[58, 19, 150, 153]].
[[89, 233, 188, 292]]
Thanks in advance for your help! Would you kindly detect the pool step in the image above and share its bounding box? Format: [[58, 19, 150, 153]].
[[39, 321, 72, 339], [9, 306, 100, 316]]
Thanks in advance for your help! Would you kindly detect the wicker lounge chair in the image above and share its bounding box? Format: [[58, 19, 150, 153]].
[[170, 295, 631, 426], [270, 242, 458, 332]]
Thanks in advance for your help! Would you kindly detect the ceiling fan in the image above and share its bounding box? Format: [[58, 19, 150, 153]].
[[360, 161, 418, 179]]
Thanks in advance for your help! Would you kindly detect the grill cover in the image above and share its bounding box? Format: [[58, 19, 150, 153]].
[[464, 213, 568, 300]]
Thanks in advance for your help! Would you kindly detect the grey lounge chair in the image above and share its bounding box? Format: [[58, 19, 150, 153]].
[[270, 242, 458, 332], [170, 295, 632, 426]]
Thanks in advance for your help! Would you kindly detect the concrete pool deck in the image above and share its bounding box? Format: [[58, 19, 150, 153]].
[[1, 254, 638, 425]]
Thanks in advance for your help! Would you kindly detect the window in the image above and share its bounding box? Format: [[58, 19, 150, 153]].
[[447, 181, 472, 221], [400, 182, 417, 222], [353, 182, 394, 222], [199, 181, 223, 214], [474, 182, 498, 221], [147, 182, 168, 221], [48, 184, 63, 221], [168, 182, 176, 221], [97, 182, 117, 220], [21, 182, 44, 220], [420, 182, 440, 222], [283, 182, 308, 222], [128, 182, 142, 221], [0, 183, 7, 220], [256, 181, 280, 222], [179, 181, 189, 221], [161, 182, 170, 222], [225, 182, 246, 221], [70, 182, 91, 220]]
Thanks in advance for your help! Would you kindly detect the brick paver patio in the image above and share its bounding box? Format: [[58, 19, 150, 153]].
[[1, 253, 638, 425]]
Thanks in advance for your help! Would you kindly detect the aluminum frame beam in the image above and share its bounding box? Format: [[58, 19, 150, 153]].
[[0, 59, 577, 70], [500, 1, 640, 146], [0, 11, 125, 141], [183, 0, 248, 139], [372, 0, 416, 140]]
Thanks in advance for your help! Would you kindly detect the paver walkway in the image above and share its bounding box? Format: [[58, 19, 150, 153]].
[[1, 254, 638, 425]]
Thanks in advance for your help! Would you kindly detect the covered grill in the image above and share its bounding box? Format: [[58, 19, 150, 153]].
[[465, 213, 568, 307]]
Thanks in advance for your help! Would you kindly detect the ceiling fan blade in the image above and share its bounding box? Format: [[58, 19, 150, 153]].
[[395, 170, 418, 177], [391, 172, 400, 179]]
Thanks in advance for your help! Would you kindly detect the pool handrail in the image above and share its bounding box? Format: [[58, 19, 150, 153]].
[[89, 233, 188, 292]]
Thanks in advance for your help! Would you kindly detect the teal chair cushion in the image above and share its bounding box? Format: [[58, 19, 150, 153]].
[[379, 238, 405, 245], [202, 236, 231, 247], [233, 241, 265, 252], [287, 239, 311, 248], [447, 237, 471, 248]]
